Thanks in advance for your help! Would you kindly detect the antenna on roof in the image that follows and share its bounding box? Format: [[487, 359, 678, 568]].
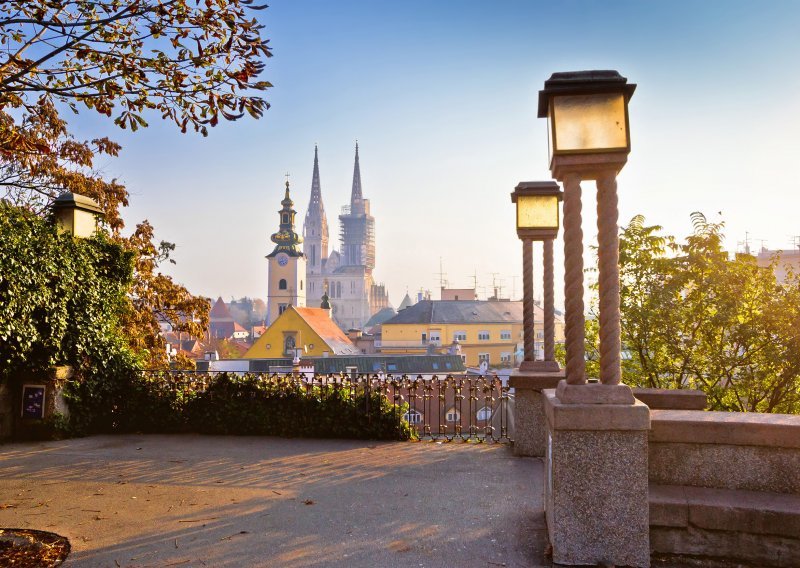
[[436, 257, 448, 290]]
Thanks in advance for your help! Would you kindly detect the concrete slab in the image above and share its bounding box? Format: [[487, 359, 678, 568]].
[[0, 435, 549, 568]]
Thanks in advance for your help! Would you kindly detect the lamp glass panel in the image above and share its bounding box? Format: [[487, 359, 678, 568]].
[[551, 92, 627, 153], [517, 194, 559, 230]]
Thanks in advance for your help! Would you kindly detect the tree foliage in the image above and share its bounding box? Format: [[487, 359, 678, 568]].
[[613, 213, 800, 414], [0, 0, 272, 368]]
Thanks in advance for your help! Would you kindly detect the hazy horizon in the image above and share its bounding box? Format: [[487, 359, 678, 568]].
[[70, 0, 800, 309]]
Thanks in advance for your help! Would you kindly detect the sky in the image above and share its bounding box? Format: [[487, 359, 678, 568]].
[[73, 0, 800, 309]]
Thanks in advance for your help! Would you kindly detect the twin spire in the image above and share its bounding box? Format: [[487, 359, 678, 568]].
[[304, 142, 363, 219]]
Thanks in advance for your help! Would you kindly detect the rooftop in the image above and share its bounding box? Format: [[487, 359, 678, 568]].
[[385, 299, 541, 325]]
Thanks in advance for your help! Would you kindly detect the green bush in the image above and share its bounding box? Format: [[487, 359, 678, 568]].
[[66, 372, 412, 441]]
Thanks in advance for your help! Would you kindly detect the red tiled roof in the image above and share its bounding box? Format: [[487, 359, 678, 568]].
[[293, 307, 360, 355]]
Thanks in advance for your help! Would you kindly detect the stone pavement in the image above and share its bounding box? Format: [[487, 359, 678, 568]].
[[0, 435, 549, 567]]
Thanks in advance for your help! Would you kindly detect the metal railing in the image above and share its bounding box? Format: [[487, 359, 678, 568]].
[[140, 371, 513, 443]]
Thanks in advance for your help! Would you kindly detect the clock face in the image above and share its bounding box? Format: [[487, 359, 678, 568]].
[[277, 253, 289, 266]]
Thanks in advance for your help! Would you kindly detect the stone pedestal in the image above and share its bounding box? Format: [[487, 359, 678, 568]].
[[509, 369, 564, 457], [543, 382, 651, 567]]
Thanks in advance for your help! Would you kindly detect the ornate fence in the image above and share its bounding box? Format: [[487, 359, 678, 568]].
[[141, 371, 513, 443]]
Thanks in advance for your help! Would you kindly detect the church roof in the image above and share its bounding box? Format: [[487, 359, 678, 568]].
[[210, 297, 234, 321], [365, 307, 397, 329], [398, 293, 414, 311], [268, 180, 304, 258], [294, 307, 361, 355], [384, 300, 541, 325], [332, 265, 368, 275]]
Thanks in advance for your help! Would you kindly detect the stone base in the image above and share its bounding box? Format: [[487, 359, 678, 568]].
[[519, 359, 561, 373], [556, 379, 635, 404], [509, 369, 564, 457], [544, 389, 651, 567]]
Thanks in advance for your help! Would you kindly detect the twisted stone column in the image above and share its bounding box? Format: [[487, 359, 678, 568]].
[[543, 238, 555, 363], [522, 238, 535, 364], [562, 173, 585, 384], [596, 171, 621, 385]]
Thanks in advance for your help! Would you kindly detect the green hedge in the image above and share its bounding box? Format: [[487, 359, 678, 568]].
[[64, 372, 412, 441]]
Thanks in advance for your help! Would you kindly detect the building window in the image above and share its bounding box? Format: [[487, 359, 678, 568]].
[[282, 214, 288, 224], [387, 363, 398, 372], [454, 331, 467, 342], [278, 304, 288, 314], [460, 355, 466, 363], [284, 335, 296, 355], [477, 407, 492, 421], [500, 352, 512, 364], [300, 280, 303, 290], [478, 353, 490, 365], [279, 279, 287, 290], [446, 409, 460, 423], [421, 332, 427, 344], [500, 330, 511, 340], [430, 331, 441, 345], [478, 331, 490, 341], [403, 411, 423, 425]]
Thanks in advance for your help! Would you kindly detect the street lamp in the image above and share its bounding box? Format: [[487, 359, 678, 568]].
[[537, 71, 648, 568], [538, 70, 635, 387], [511, 182, 562, 372], [52, 192, 104, 238], [539, 70, 635, 172]]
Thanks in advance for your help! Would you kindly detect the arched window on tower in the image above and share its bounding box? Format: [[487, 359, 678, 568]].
[[279, 279, 287, 290], [336, 282, 342, 298], [300, 280, 303, 291]]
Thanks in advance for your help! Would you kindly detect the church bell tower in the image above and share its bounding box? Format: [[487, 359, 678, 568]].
[[266, 180, 306, 325]]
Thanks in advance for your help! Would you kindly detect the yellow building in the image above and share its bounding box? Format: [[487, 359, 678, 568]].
[[244, 305, 361, 359], [380, 300, 564, 368]]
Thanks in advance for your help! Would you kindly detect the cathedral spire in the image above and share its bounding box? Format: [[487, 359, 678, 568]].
[[350, 141, 363, 207], [309, 144, 323, 211]]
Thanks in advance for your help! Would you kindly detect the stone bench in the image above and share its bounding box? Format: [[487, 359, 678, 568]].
[[649, 409, 800, 567], [650, 483, 800, 567]]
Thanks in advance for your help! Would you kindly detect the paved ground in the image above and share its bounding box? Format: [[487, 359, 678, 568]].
[[0, 435, 549, 567]]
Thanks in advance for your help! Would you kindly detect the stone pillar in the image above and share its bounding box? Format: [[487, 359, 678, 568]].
[[561, 173, 585, 384], [543, 238, 556, 364], [509, 371, 564, 457], [544, 384, 651, 567], [520, 238, 536, 371]]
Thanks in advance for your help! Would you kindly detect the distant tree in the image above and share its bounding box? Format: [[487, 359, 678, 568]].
[[0, 0, 272, 368]]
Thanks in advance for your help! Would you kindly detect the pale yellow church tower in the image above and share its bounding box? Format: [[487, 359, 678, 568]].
[[266, 180, 306, 325]]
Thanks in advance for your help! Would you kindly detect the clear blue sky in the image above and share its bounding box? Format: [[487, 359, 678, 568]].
[[75, 0, 800, 308]]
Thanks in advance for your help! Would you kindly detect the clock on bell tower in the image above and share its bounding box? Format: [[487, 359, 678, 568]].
[[266, 180, 306, 324]]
